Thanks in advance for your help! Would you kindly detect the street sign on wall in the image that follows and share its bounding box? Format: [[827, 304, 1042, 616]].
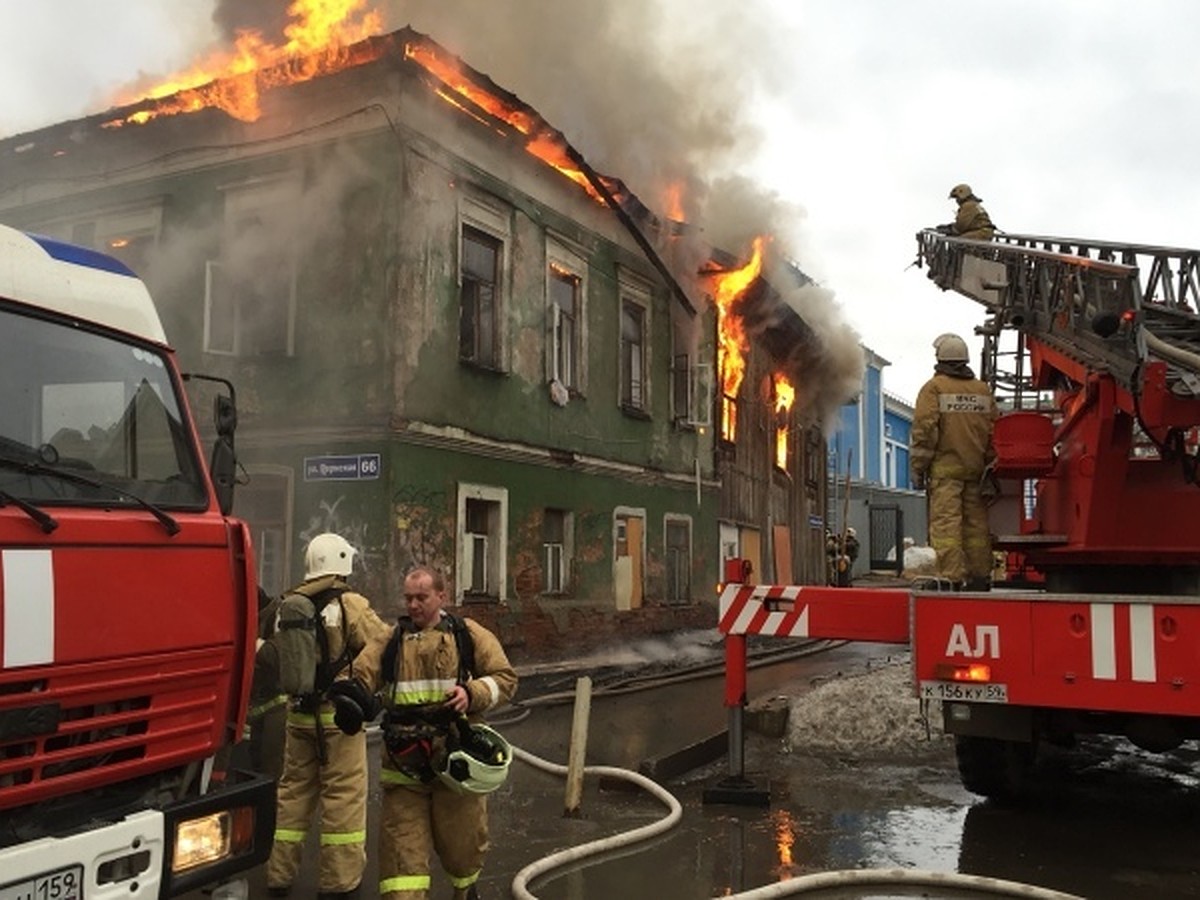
[[303, 453, 381, 481]]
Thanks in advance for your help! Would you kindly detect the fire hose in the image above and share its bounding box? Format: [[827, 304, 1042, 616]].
[[509, 744, 1085, 900]]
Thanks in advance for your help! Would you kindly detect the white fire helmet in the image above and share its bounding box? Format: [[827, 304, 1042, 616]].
[[933, 333, 969, 363], [304, 533, 356, 579], [437, 723, 513, 795]]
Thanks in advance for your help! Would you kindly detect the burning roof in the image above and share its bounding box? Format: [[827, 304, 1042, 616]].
[[0, 12, 834, 417]]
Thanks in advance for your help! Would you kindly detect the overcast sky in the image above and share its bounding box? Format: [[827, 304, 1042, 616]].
[[3, 1, 1200, 403]]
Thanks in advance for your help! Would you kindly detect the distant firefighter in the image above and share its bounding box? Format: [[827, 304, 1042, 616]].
[[826, 526, 859, 587], [938, 183, 996, 240]]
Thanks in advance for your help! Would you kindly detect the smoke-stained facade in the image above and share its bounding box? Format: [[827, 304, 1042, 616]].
[[0, 27, 830, 658]]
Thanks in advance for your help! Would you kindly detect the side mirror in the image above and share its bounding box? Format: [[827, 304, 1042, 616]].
[[183, 373, 240, 516], [210, 435, 236, 516], [214, 393, 238, 438]]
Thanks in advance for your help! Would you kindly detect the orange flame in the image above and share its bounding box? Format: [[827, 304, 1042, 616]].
[[103, 0, 384, 127], [663, 182, 686, 222], [404, 40, 614, 205], [774, 373, 796, 468], [709, 236, 765, 442]]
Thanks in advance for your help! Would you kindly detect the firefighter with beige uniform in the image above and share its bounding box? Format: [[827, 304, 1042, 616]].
[[330, 565, 518, 900], [265, 533, 391, 899], [911, 333, 999, 591]]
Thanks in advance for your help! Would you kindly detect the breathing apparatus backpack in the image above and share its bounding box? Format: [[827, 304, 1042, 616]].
[[273, 586, 352, 698]]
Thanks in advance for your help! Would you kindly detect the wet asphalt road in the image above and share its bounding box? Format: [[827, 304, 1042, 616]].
[[205, 637, 1200, 899]]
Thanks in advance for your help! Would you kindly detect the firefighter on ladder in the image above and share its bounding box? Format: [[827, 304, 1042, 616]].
[[911, 333, 999, 591]]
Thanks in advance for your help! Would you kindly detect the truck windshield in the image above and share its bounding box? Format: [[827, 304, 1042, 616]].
[[0, 303, 207, 510]]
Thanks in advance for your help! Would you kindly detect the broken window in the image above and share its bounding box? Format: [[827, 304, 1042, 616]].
[[546, 237, 588, 395], [458, 194, 510, 372], [458, 482, 508, 603], [206, 177, 298, 357], [460, 225, 501, 368], [665, 516, 692, 605], [620, 300, 646, 411], [34, 206, 161, 280], [542, 508, 573, 594], [550, 267, 580, 390]]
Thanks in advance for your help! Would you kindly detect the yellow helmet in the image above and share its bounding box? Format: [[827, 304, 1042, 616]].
[[949, 183, 974, 202]]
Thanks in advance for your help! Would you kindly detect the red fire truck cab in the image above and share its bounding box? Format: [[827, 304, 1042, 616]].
[[0, 225, 274, 897]]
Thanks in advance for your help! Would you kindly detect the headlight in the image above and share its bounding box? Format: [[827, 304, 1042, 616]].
[[173, 811, 234, 873]]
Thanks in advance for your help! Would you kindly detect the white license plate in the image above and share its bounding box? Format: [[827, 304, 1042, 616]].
[[919, 680, 1008, 703], [0, 865, 84, 900]]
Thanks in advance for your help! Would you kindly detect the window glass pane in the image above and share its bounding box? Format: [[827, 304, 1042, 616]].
[[0, 307, 205, 508], [461, 227, 500, 366], [463, 228, 498, 280], [550, 272, 576, 313]]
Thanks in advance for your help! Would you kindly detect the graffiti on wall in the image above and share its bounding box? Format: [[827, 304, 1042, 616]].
[[392, 484, 450, 575]]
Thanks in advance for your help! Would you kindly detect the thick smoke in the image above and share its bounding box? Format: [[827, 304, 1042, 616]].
[[209, 0, 864, 423]]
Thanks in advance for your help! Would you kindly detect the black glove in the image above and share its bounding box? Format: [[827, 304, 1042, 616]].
[[327, 680, 380, 735], [934, 223, 953, 235]]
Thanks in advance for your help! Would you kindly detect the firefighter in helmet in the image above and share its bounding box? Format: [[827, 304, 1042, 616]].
[[911, 334, 998, 591], [940, 183, 996, 240], [331, 565, 518, 900], [265, 533, 391, 899]]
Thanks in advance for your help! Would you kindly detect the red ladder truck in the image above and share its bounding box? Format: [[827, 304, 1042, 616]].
[[0, 225, 274, 897], [714, 228, 1200, 801]]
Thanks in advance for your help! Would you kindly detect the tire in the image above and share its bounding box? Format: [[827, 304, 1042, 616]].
[[954, 734, 1035, 800]]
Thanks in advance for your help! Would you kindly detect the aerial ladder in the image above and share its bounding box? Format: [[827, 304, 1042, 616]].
[[917, 229, 1200, 592], [710, 229, 1200, 803]]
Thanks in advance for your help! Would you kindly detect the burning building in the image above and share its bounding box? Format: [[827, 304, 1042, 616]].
[[0, 12, 844, 657]]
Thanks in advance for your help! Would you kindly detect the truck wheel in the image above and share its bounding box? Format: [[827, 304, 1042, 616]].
[[954, 734, 1034, 801]]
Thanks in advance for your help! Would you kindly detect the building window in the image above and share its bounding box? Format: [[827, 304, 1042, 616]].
[[547, 237, 588, 395], [206, 177, 298, 357], [672, 353, 690, 424], [232, 467, 292, 598], [460, 225, 501, 368], [458, 195, 510, 372], [806, 430, 823, 488], [457, 482, 508, 603], [665, 516, 692, 605], [620, 301, 645, 410], [550, 267, 580, 390], [720, 392, 740, 445], [34, 206, 162, 279], [542, 508, 573, 595]]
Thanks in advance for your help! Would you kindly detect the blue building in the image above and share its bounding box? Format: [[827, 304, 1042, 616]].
[[829, 348, 914, 489], [827, 346, 924, 578]]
